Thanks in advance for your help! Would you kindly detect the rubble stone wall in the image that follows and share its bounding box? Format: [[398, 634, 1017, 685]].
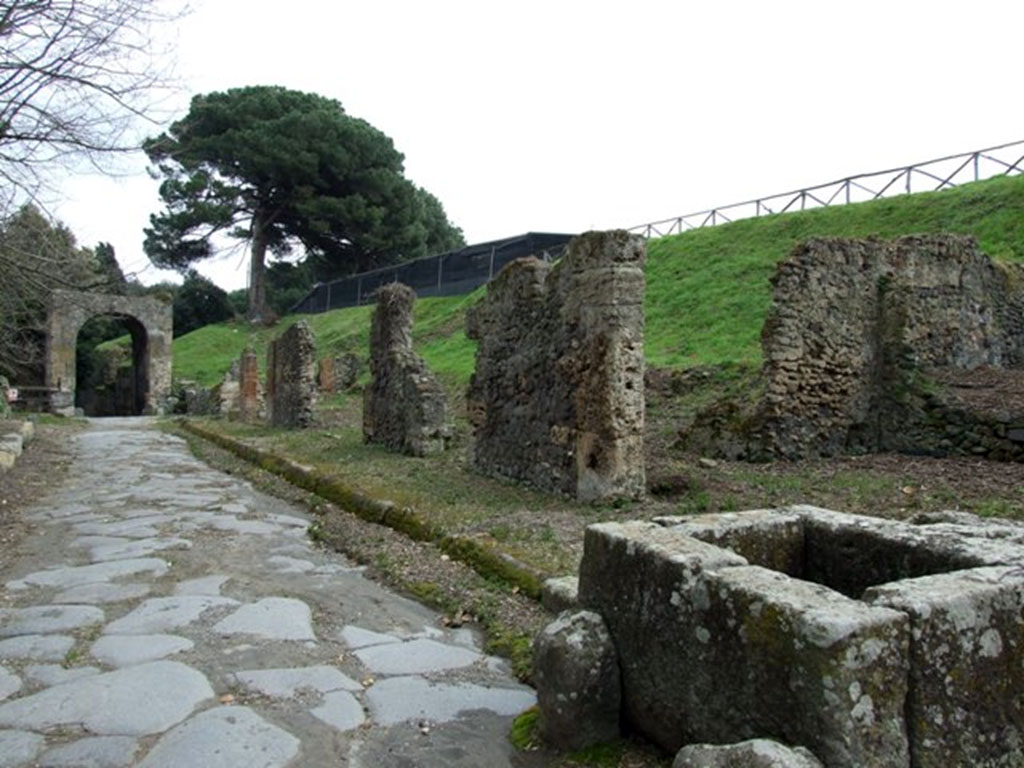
[[686, 235, 1024, 461], [266, 321, 316, 428], [363, 284, 450, 455], [466, 230, 646, 501]]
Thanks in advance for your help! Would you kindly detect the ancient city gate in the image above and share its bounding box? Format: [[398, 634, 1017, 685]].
[[45, 290, 173, 416]]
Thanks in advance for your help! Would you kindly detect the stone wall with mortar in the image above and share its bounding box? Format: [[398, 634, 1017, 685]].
[[683, 235, 1024, 460], [541, 507, 1024, 767], [466, 230, 646, 501], [45, 290, 173, 416], [363, 284, 450, 456], [266, 321, 316, 428]]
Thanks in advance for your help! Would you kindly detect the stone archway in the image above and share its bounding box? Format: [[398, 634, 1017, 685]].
[[45, 290, 173, 416]]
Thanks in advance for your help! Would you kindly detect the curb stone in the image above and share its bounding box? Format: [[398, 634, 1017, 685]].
[[178, 420, 549, 602]]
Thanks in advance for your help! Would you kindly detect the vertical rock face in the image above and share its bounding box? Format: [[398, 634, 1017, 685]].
[[466, 230, 646, 502], [238, 348, 262, 422], [362, 283, 450, 456], [758, 235, 1024, 459], [266, 321, 316, 428]]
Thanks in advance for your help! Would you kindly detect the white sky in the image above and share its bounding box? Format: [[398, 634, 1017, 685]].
[[52, 0, 1024, 292]]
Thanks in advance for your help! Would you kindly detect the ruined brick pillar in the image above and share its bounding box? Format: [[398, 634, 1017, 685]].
[[363, 283, 451, 455], [265, 321, 316, 428], [318, 357, 335, 393], [466, 230, 646, 502], [238, 348, 262, 421]]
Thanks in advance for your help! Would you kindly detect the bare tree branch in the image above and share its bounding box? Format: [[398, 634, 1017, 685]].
[[0, 0, 184, 199]]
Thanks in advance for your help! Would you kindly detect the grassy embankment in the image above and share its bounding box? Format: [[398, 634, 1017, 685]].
[[175, 174, 1024, 578]]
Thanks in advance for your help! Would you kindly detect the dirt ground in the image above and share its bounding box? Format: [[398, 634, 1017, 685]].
[[0, 423, 80, 569]]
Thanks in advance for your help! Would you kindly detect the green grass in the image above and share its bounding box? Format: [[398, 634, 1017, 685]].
[[174, 174, 1024, 388]]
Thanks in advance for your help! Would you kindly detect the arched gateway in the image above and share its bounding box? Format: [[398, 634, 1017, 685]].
[[45, 290, 173, 416]]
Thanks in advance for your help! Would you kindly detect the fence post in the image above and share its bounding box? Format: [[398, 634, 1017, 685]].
[[488, 246, 496, 279], [905, 168, 912, 194], [845, 179, 851, 204], [437, 255, 443, 292], [356, 276, 362, 305], [326, 281, 332, 311], [974, 152, 980, 181]]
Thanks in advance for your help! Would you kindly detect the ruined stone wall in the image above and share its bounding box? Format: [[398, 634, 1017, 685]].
[[363, 283, 450, 456], [266, 321, 316, 428], [466, 230, 646, 502], [238, 348, 262, 421], [759, 235, 1024, 459]]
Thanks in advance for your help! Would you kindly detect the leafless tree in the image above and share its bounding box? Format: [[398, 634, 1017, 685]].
[[0, 0, 182, 200], [0, 0, 181, 383]]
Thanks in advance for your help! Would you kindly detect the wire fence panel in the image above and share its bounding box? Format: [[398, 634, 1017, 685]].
[[290, 233, 572, 315]]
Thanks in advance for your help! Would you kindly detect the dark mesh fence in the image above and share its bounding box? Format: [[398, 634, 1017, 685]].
[[291, 232, 573, 315]]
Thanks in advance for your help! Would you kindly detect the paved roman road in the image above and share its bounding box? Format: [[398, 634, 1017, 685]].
[[0, 418, 540, 767]]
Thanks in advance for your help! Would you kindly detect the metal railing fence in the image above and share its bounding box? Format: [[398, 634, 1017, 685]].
[[627, 139, 1024, 238]]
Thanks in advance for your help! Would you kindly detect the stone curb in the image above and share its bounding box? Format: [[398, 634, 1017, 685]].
[[0, 420, 35, 473], [178, 420, 547, 601]]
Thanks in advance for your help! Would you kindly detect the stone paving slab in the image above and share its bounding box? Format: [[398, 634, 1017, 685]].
[[212, 597, 315, 641], [0, 661, 212, 735], [90, 634, 194, 667], [311, 690, 366, 732], [0, 729, 44, 766], [137, 706, 300, 768], [0, 635, 74, 662], [0, 667, 22, 700], [38, 735, 139, 768], [0, 606, 104, 637], [366, 676, 536, 726], [7, 558, 169, 590], [53, 583, 151, 605], [231, 665, 362, 697], [354, 637, 484, 675], [103, 596, 239, 635]]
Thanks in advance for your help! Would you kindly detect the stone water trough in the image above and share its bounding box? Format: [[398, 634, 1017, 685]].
[[538, 506, 1024, 767]]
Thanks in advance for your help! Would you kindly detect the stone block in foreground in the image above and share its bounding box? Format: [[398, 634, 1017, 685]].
[[532, 610, 620, 751], [673, 739, 824, 768], [865, 566, 1024, 768], [578, 520, 911, 766]]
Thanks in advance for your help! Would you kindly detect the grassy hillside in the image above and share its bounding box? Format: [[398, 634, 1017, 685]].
[[174, 174, 1024, 388]]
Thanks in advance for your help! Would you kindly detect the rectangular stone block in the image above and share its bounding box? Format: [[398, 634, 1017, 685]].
[[655, 510, 805, 577], [865, 566, 1024, 767], [578, 520, 911, 767]]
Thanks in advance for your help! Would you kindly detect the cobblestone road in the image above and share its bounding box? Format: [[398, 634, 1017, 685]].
[[0, 418, 538, 767]]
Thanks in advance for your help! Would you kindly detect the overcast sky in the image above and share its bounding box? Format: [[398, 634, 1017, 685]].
[[52, 0, 1024, 292]]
